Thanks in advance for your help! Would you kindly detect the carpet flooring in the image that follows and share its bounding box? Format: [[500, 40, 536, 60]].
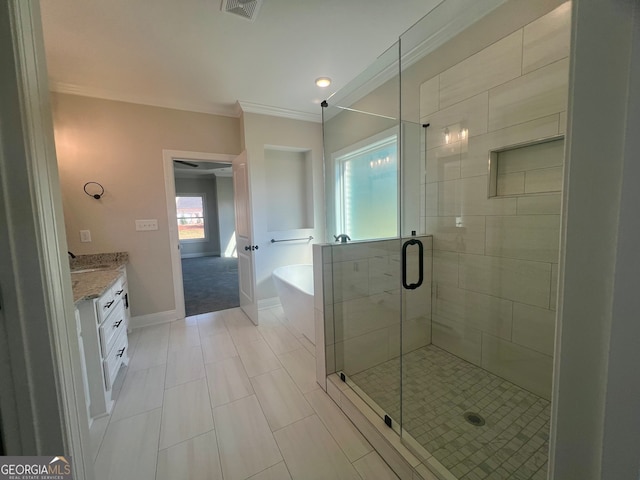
[[181, 256, 239, 317]]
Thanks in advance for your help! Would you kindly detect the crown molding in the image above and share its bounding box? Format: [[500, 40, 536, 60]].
[[325, 0, 507, 120], [237, 101, 321, 123], [49, 81, 241, 118]]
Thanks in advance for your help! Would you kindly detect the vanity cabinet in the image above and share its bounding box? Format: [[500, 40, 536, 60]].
[[77, 269, 130, 420]]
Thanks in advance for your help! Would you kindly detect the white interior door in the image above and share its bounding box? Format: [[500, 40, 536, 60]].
[[232, 151, 259, 324]]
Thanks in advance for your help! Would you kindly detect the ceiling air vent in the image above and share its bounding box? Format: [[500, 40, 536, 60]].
[[221, 0, 263, 22]]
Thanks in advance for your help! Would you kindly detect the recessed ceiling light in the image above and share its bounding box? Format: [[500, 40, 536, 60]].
[[315, 77, 332, 88]]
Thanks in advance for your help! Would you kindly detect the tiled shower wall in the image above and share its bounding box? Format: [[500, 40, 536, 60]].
[[419, 3, 571, 399], [314, 238, 433, 378]]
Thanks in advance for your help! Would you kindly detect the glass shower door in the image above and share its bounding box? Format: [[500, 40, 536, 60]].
[[322, 44, 405, 429], [322, 60, 436, 439], [398, 1, 566, 478]]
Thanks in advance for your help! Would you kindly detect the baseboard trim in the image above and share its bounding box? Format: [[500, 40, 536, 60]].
[[180, 252, 220, 259], [130, 310, 181, 329], [258, 297, 281, 310]]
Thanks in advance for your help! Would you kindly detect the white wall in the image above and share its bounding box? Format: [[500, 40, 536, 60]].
[[241, 112, 324, 301], [52, 93, 241, 316], [550, 0, 640, 478], [265, 148, 313, 232]]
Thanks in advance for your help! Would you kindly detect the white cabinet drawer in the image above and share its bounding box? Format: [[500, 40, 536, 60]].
[[96, 288, 116, 323], [96, 276, 125, 324], [99, 302, 126, 358], [103, 327, 127, 390]]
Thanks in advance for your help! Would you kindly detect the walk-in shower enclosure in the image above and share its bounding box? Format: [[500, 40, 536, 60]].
[[319, 0, 569, 478]]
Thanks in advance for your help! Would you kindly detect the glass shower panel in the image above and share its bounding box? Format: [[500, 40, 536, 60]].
[[398, 1, 569, 478], [322, 43, 404, 426]]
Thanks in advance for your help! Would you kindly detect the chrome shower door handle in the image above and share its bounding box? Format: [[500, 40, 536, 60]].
[[402, 238, 423, 290]]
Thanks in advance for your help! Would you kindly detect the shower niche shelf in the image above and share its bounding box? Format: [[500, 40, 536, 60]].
[[488, 135, 564, 198]]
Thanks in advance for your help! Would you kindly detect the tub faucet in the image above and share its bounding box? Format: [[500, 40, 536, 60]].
[[334, 234, 351, 244], [68, 251, 76, 259]]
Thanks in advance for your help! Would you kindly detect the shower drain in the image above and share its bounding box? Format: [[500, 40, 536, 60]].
[[463, 411, 486, 427]]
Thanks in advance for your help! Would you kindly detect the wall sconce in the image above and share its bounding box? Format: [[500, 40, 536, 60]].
[[84, 182, 104, 199]]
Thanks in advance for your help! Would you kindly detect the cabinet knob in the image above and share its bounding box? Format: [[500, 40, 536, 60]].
[[116, 347, 125, 358], [114, 319, 123, 328], [104, 300, 114, 309], [115, 289, 124, 295]]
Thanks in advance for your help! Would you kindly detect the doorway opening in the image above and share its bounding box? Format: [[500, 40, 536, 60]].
[[163, 151, 240, 319]]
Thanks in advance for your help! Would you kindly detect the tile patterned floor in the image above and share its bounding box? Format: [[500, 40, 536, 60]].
[[352, 345, 550, 480], [91, 306, 399, 480]]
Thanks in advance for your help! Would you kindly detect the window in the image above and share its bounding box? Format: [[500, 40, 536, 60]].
[[176, 195, 207, 241], [334, 132, 398, 241]]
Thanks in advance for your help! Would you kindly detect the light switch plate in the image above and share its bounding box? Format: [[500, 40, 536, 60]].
[[136, 219, 158, 231], [80, 230, 91, 242]]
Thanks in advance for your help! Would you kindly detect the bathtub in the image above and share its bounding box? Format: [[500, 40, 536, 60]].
[[272, 264, 315, 344]]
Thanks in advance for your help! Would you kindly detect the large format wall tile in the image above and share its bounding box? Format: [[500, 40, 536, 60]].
[[440, 30, 523, 109], [432, 315, 482, 366], [488, 58, 569, 131], [420, 76, 440, 119], [481, 334, 553, 399], [432, 250, 459, 287], [426, 142, 462, 183], [435, 285, 513, 339], [496, 172, 525, 195], [485, 215, 561, 263], [423, 93, 489, 149], [524, 166, 563, 193], [459, 253, 551, 308], [439, 176, 517, 217], [461, 114, 560, 179], [512, 302, 556, 356], [401, 315, 432, 354], [332, 260, 370, 302], [334, 294, 399, 342], [522, 2, 572, 74], [424, 182, 439, 216], [497, 137, 564, 175], [516, 193, 561, 215], [336, 328, 390, 375], [425, 216, 485, 254]]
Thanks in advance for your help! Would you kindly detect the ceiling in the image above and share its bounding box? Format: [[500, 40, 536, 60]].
[[39, 0, 442, 122], [174, 160, 232, 178]]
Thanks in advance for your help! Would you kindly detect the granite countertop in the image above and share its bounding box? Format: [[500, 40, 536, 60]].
[[70, 252, 129, 304]]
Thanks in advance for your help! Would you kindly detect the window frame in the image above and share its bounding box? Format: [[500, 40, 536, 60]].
[[332, 127, 399, 241], [176, 193, 208, 243]]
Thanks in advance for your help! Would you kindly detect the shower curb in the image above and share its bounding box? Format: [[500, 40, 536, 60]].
[[326, 374, 456, 480]]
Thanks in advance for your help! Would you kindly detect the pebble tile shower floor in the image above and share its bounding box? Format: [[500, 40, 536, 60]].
[[351, 345, 550, 480]]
